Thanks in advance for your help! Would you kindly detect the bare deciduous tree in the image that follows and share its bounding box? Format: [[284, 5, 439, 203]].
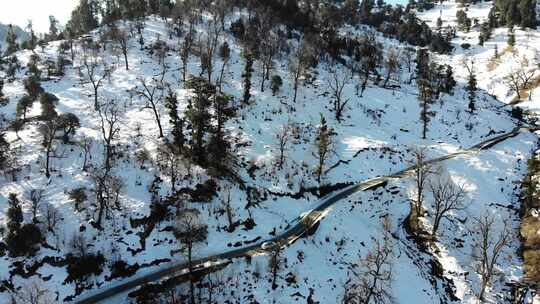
[[91, 168, 123, 229], [156, 143, 182, 192], [174, 209, 208, 304], [109, 25, 130, 70], [428, 174, 466, 237], [69, 231, 88, 257], [288, 41, 309, 103], [42, 203, 61, 234], [180, 32, 194, 82], [12, 280, 55, 304], [472, 213, 512, 302], [255, 10, 279, 92], [343, 218, 394, 304], [268, 245, 283, 290], [81, 45, 113, 111], [78, 136, 93, 171], [29, 189, 44, 223], [409, 147, 437, 232], [504, 57, 536, 101], [98, 100, 121, 172], [200, 14, 222, 83], [39, 119, 62, 178], [221, 185, 235, 232], [383, 49, 400, 88], [276, 122, 292, 169], [135, 76, 165, 138], [327, 68, 351, 122]]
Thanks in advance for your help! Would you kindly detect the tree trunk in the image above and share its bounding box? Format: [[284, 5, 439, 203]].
[[123, 52, 129, 70], [383, 71, 391, 88], [45, 145, 51, 178], [105, 143, 112, 172], [360, 72, 369, 97], [96, 187, 105, 229], [479, 276, 487, 302], [293, 80, 298, 103], [431, 216, 441, 236], [188, 245, 195, 304], [260, 65, 266, 92], [94, 87, 99, 111], [218, 60, 227, 92], [151, 105, 164, 138]]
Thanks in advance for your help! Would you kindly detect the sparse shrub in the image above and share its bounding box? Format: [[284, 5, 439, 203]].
[[109, 259, 139, 279], [190, 180, 218, 202], [271, 75, 283, 96]]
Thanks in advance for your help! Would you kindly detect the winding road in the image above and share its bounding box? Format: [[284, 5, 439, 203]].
[[75, 126, 535, 304]]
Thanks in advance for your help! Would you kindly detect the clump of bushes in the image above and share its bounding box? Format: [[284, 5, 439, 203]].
[[65, 253, 105, 283]]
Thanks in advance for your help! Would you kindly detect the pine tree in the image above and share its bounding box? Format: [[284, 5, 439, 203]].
[[25, 21, 37, 51], [67, 0, 98, 35], [0, 133, 14, 177], [164, 88, 184, 152], [39, 92, 59, 121], [23, 76, 43, 100], [466, 63, 477, 113], [27, 54, 41, 78], [315, 114, 333, 185], [519, 0, 537, 29], [242, 51, 254, 104], [6, 193, 23, 233], [4, 24, 19, 56], [16, 95, 33, 120], [443, 65, 456, 94], [48, 16, 59, 41], [418, 79, 434, 139], [185, 77, 214, 165], [416, 49, 435, 139], [207, 93, 235, 174], [507, 27, 516, 47], [0, 79, 8, 105]]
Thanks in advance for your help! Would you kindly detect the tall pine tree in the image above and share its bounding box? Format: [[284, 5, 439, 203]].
[[165, 88, 184, 152], [416, 49, 435, 139], [4, 24, 19, 56], [242, 51, 254, 104], [466, 62, 477, 113]]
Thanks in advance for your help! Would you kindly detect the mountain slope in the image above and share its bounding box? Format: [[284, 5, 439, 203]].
[[0, 1, 538, 303]]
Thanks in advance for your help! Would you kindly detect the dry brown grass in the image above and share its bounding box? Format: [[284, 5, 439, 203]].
[[520, 158, 540, 284], [523, 250, 540, 283], [487, 46, 516, 72], [521, 215, 540, 247], [518, 74, 540, 100]]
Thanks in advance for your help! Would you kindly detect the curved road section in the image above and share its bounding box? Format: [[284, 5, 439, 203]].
[[76, 126, 534, 304]]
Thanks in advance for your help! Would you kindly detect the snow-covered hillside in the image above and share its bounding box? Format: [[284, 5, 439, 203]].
[[0, 1, 538, 303]]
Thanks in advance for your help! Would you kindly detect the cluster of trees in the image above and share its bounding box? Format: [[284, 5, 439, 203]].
[[489, 0, 537, 29], [182, 77, 236, 174], [343, 218, 394, 304], [415, 48, 457, 139], [408, 148, 513, 302]]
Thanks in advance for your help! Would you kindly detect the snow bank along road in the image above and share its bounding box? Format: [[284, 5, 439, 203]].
[[75, 126, 535, 304]]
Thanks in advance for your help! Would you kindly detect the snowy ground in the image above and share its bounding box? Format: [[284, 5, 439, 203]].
[[0, 1, 538, 303]]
